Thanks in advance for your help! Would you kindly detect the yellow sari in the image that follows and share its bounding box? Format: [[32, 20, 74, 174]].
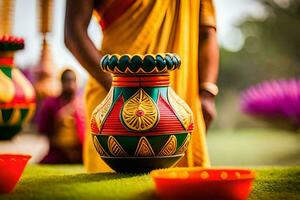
[[84, 0, 216, 173]]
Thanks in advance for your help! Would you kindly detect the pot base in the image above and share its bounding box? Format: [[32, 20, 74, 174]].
[[0, 126, 21, 140], [101, 154, 184, 173]]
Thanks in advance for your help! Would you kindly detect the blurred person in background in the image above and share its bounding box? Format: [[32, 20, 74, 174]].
[[65, 0, 219, 172], [38, 69, 85, 164]]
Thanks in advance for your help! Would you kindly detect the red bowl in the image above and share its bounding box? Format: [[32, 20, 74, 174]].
[[151, 167, 255, 200], [0, 154, 31, 194]]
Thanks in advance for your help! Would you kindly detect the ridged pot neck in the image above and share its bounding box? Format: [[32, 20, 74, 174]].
[[100, 53, 181, 75]]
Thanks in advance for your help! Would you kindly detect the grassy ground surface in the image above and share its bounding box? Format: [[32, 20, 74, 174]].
[[1, 165, 300, 200], [2, 128, 300, 199]]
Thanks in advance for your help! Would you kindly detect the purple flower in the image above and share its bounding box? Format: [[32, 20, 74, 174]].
[[240, 79, 300, 127]]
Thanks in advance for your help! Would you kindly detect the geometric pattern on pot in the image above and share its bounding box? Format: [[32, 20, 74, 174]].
[[176, 133, 191, 154], [168, 88, 194, 130], [158, 135, 177, 156], [134, 136, 155, 156], [91, 88, 113, 134], [0, 70, 14, 102], [0, 61, 36, 139], [108, 136, 129, 157], [98, 90, 187, 136], [93, 135, 109, 156], [0, 67, 36, 108], [93, 133, 190, 157], [121, 88, 159, 131], [0, 106, 35, 140]]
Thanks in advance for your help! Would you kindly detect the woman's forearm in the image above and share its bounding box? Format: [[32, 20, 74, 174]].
[[198, 26, 219, 129], [64, 26, 112, 90], [198, 27, 219, 85], [64, 0, 111, 90]]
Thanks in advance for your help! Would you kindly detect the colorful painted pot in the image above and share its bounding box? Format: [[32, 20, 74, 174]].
[[0, 36, 35, 140], [91, 54, 194, 173]]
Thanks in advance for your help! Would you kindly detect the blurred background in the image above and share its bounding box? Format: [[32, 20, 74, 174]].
[[1, 0, 300, 166]]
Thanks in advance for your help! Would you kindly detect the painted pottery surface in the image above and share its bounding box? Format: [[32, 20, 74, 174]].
[[0, 36, 36, 140], [91, 54, 194, 172]]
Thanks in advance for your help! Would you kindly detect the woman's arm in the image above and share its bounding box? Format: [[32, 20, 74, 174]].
[[64, 0, 111, 90], [198, 26, 219, 128]]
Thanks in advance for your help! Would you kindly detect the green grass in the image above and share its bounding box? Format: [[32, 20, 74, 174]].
[[250, 167, 300, 200], [1, 128, 300, 199], [2, 165, 155, 200], [1, 165, 300, 200]]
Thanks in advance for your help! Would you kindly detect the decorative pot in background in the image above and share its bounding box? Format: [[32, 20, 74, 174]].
[[33, 0, 59, 99], [0, 36, 36, 140], [91, 54, 194, 173]]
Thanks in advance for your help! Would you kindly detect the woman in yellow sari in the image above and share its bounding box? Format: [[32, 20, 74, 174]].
[[65, 0, 219, 173]]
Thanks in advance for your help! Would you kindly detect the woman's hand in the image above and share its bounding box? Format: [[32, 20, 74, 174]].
[[200, 90, 217, 129]]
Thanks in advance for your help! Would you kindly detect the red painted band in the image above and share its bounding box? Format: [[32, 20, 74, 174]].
[[112, 76, 170, 87], [0, 57, 14, 66], [95, 131, 192, 136], [0, 102, 35, 108], [113, 76, 169, 82]]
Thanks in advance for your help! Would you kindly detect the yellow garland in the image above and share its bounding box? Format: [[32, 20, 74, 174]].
[[0, 0, 14, 35], [39, 0, 53, 34]]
